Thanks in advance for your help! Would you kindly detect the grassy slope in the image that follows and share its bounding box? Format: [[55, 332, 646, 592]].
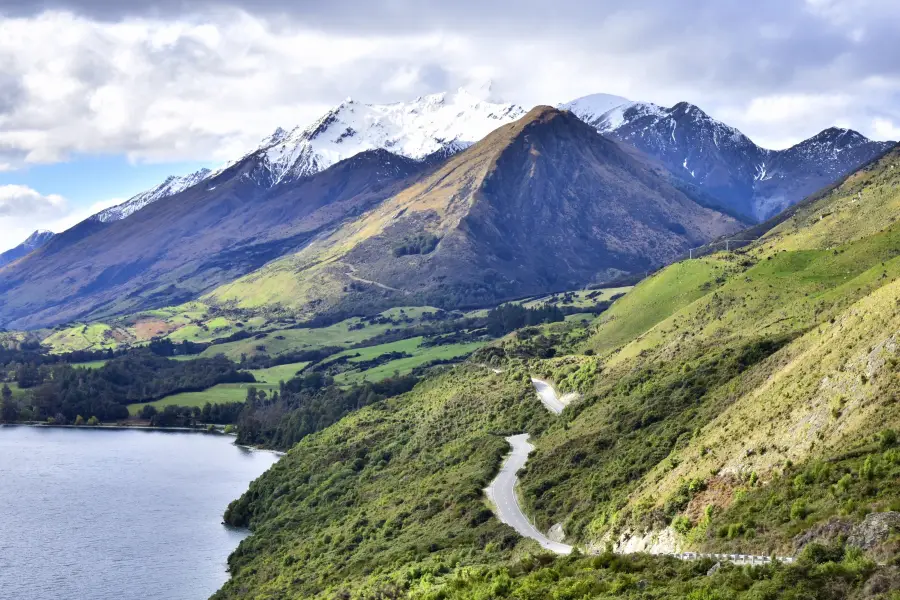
[[199, 307, 439, 360], [126, 382, 279, 415], [584, 258, 731, 357], [514, 146, 900, 550], [206, 150, 900, 599], [215, 366, 552, 599], [333, 339, 487, 384], [42, 323, 130, 353], [250, 362, 312, 384]]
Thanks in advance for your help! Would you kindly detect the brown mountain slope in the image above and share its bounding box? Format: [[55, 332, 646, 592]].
[[210, 106, 741, 317], [0, 150, 430, 330]]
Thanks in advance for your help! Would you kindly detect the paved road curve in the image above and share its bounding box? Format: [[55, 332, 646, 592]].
[[531, 378, 566, 414], [486, 434, 573, 554]]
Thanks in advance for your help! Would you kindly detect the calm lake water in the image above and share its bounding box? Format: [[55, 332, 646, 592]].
[[0, 426, 279, 600]]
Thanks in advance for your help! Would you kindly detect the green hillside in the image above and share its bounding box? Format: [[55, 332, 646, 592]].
[[212, 147, 900, 599]]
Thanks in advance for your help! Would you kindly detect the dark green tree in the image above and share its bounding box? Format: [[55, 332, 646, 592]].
[[1, 384, 17, 422]]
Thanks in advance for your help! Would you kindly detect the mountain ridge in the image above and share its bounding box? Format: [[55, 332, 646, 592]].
[[0, 229, 55, 267], [562, 95, 894, 220], [208, 105, 740, 318], [0, 147, 435, 330]]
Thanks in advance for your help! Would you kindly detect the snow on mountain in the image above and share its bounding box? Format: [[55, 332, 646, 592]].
[[92, 168, 213, 223], [562, 93, 894, 221], [85, 87, 526, 225], [245, 87, 526, 185], [558, 93, 631, 126]]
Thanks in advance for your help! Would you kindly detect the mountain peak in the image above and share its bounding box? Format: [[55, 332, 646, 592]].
[[522, 104, 564, 121], [557, 93, 632, 125], [91, 167, 214, 224], [0, 229, 55, 267], [670, 101, 709, 119], [242, 88, 527, 184], [809, 126, 869, 145]]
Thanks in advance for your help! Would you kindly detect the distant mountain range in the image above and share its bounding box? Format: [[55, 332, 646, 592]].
[[84, 87, 891, 228], [561, 94, 893, 220], [0, 87, 893, 329]]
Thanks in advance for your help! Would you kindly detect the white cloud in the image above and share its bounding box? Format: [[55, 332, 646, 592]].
[[0, 184, 67, 217], [0, 2, 899, 176], [0, 185, 121, 252]]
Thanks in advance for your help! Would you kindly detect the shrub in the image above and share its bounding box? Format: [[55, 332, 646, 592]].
[[880, 429, 898, 449], [392, 233, 440, 257], [790, 499, 808, 521], [87, 416, 100, 426], [672, 515, 691, 535], [74, 415, 85, 426]]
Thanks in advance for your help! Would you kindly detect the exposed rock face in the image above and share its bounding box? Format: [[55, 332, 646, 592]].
[[793, 518, 854, 552], [601, 526, 682, 555], [793, 512, 900, 562], [848, 512, 900, 551], [548, 523, 566, 543]]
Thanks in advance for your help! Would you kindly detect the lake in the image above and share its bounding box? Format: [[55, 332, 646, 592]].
[[0, 426, 279, 600]]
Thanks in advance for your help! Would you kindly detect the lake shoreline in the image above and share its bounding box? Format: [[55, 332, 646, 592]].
[[2, 422, 287, 456], [4, 421, 228, 433]]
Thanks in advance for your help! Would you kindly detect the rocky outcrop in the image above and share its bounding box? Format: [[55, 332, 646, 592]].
[[793, 512, 900, 562], [848, 512, 900, 552], [548, 523, 566, 543]]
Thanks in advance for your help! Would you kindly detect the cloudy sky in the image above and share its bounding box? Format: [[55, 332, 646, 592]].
[[2, 0, 900, 250]]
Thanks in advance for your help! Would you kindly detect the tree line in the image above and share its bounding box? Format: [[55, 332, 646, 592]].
[[1, 350, 254, 424]]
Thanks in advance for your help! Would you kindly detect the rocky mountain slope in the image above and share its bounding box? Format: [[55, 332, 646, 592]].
[[562, 95, 894, 221], [85, 89, 888, 233], [92, 169, 213, 223], [0, 149, 433, 330], [0, 105, 740, 330], [0, 230, 54, 267], [209, 106, 740, 318]]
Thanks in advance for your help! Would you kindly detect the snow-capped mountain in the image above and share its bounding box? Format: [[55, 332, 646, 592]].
[[240, 87, 526, 186], [87, 87, 524, 224], [92, 168, 213, 223], [562, 95, 894, 221], [558, 93, 631, 127], [0, 229, 55, 267]]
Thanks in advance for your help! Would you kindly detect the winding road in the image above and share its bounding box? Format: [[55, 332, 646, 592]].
[[485, 378, 796, 563], [486, 434, 573, 554], [530, 378, 566, 415], [484, 379, 573, 554]]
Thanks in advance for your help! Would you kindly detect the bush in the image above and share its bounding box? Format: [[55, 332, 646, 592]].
[[880, 429, 898, 449], [74, 415, 85, 426], [672, 515, 691, 535], [392, 233, 440, 257], [790, 499, 808, 521], [800, 541, 844, 565], [224, 424, 236, 434], [87, 416, 100, 426]]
